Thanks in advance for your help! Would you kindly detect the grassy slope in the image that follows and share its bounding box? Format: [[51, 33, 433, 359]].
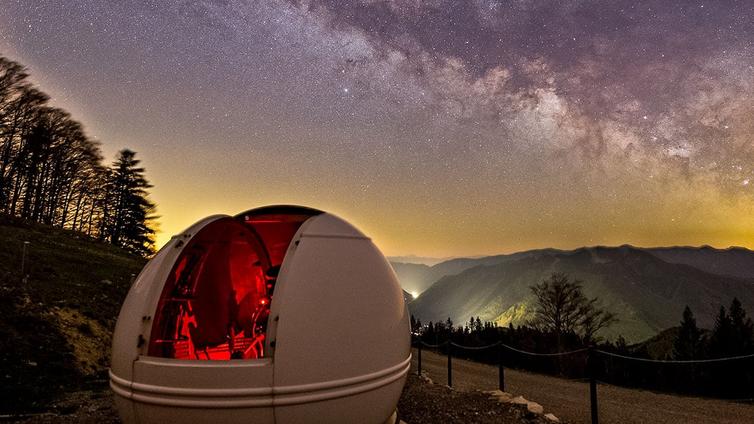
[[0, 215, 145, 413]]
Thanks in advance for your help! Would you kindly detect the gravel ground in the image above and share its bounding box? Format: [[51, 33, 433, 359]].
[[1, 388, 119, 423], [3, 368, 550, 424], [414, 348, 754, 424]]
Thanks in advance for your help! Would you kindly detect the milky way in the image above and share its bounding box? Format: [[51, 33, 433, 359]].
[[1, 1, 753, 256]]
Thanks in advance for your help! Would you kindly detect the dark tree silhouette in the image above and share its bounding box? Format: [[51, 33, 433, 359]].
[[708, 306, 734, 358], [530, 272, 616, 348], [728, 298, 754, 355], [0, 55, 157, 256], [672, 306, 702, 360], [102, 149, 156, 256]]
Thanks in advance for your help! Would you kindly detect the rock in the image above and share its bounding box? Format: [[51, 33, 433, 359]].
[[419, 373, 434, 385], [544, 413, 560, 422], [485, 390, 513, 403], [510, 395, 529, 405], [508, 395, 544, 415], [526, 401, 544, 414]]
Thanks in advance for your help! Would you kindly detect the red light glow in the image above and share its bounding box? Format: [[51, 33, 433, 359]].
[[147, 207, 319, 360]]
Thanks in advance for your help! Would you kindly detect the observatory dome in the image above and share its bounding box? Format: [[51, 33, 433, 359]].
[[110, 205, 410, 424]]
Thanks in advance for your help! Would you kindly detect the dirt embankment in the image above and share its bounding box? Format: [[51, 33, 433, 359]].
[[399, 373, 557, 424]]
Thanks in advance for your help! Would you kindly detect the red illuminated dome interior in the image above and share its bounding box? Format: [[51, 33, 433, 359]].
[[148, 207, 320, 360]]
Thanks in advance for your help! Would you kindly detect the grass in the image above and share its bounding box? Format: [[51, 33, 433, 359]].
[[0, 215, 145, 414]]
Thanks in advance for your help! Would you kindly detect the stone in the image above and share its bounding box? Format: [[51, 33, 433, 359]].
[[544, 413, 560, 422], [497, 392, 513, 402], [485, 389, 513, 403], [510, 395, 529, 405], [526, 401, 544, 414]]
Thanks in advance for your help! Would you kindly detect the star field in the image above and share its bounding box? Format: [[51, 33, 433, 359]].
[[1, 0, 753, 256]]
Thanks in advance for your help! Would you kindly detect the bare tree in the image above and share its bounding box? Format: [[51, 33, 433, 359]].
[[0, 55, 156, 256], [530, 272, 617, 348]]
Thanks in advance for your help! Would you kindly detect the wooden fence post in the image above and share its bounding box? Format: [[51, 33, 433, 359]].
[[588, 345, 599, 424], [498, 343, 505, 391], [447, 341, 452, 387], [417, 342, 422, 376]]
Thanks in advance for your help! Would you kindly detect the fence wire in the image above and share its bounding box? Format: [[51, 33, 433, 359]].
[[595, 349, 754, 364], [416, 339, 754, 363], [418, 340, 449, 349], [501, 344, 589, 357], [450, 341, 501, 351]]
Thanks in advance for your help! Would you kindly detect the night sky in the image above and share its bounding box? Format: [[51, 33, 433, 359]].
[[1, 1, 753, 256]]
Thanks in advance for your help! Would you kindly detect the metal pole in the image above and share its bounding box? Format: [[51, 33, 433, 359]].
[[21, 241, 30, 277], [417, 342, 422, 376], [447, 341, 452, 387], [588, 345, 599, 424], [499, 343, 505, 391]]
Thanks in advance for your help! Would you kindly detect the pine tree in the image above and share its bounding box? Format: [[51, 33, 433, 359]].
[[445, 317, 454, 330], [709, 306, 734, 358], [104, 149, 156, 256], [474, 316, 483, 333], [729, 298, 754, 355], [673, 306, 702, 360]]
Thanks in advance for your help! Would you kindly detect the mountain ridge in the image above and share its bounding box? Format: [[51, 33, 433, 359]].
[[398, 245, 754, 342], [391, 244, 754, 295]]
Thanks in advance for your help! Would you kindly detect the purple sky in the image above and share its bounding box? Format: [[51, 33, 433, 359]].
[[2, 1, 753, 256]]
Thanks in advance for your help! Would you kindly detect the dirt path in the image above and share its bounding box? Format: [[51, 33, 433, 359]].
[[413, 348, 754, 424]]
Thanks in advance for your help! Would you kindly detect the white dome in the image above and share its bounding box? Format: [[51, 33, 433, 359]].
[[110, 206, 410, 424]]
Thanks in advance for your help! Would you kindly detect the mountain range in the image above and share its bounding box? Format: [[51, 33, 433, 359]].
[[392, 245, 754, 342], [386, 255, 456, 267]]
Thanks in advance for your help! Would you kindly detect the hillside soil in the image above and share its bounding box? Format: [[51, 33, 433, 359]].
[[1, 384, 119, 423], [0, 216, 145, 413], [415, 349, 754, 424]]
